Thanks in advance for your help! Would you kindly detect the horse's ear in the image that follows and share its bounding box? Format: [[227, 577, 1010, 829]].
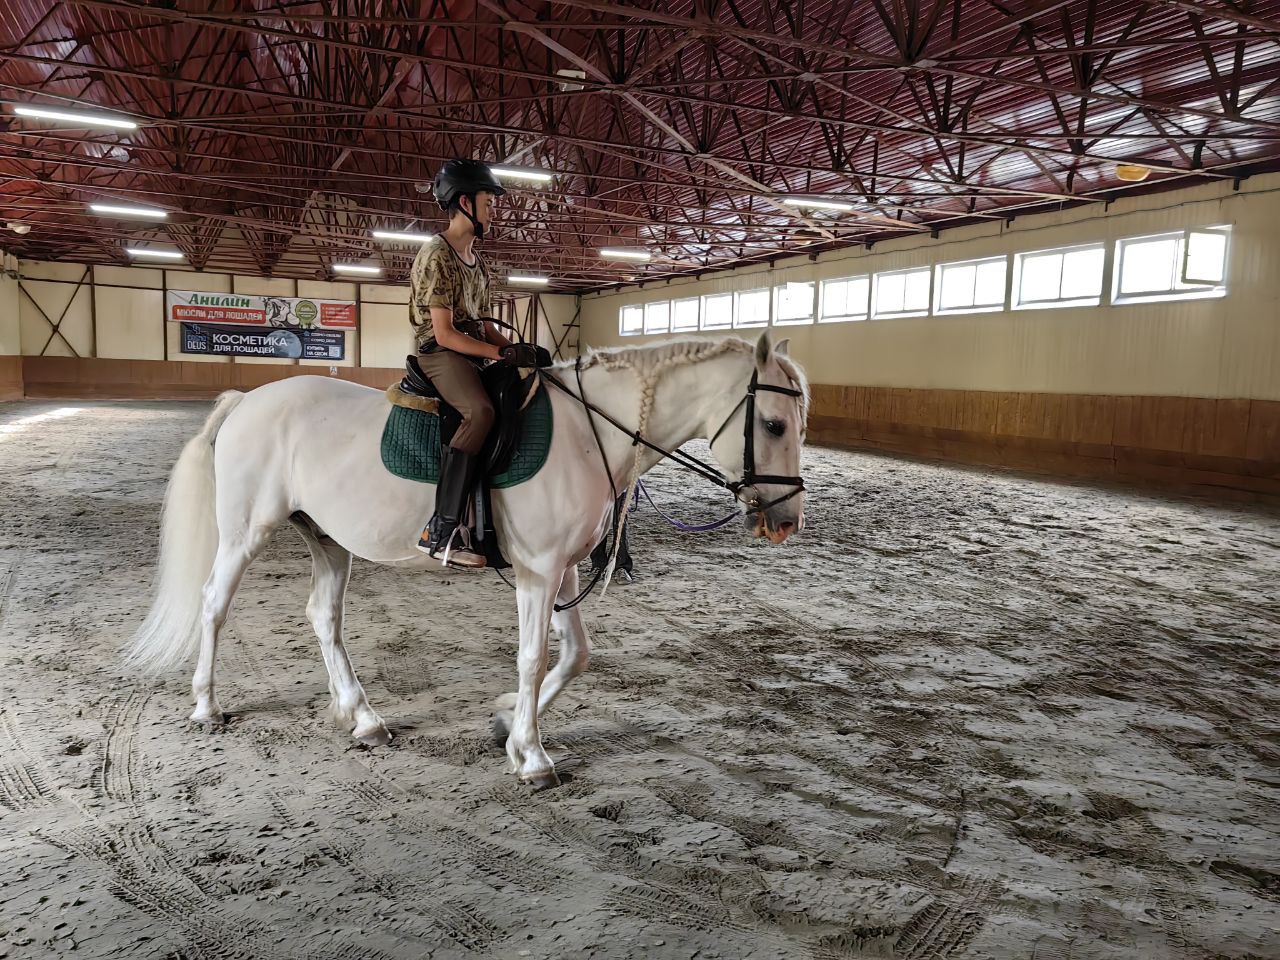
[[754, 330, 773, 367], [775, 338, 790, 358]]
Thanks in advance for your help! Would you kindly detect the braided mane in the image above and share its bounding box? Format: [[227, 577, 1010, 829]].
[[562, 336, 809, 422], [570, 336, 751, 376]]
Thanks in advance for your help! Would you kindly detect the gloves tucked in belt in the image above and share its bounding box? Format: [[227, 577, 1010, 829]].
[[500, 343, 553, 368]]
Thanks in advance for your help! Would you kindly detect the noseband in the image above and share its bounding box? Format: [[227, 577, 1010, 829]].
[[708, 368, 806, 513]]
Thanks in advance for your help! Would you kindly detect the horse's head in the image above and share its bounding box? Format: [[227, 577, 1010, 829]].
[[708, 332, 808, 544]]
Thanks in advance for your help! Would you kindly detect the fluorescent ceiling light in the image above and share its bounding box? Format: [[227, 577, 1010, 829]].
[[557, 69, 587, 91], [13, 105, 137, 130], [90, 203, 167, 219], [781, 196, 854, 212], [491, 166, 554, 184], [372, 229, 434, 243], [508, 275, 550, 284], [125, 248, 183, 259], [332, 264, 381, 275], [600, 248, 651, 261]]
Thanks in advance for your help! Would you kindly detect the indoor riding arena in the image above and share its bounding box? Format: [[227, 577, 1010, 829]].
[[1, 3, 1277, 959]]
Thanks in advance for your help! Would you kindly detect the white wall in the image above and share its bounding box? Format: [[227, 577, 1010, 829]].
[[12, 263, 409, 369], [0, 248, 20, 355], [9, 260, 583, 371], [18, 260, 93, 358], [538, 294, 579, 355], [580, 173, 1280, 401], [360, 283, 413, 369]]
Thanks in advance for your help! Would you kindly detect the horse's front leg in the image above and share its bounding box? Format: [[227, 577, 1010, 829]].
[[507, 567, 559, 788], [494, 565, 590, 747]]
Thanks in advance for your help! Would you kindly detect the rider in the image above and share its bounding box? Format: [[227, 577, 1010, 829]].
[[410, 158, 548, 567]]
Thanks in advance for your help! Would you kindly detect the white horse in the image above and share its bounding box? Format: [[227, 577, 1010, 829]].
[[129, 332, 808, 787]]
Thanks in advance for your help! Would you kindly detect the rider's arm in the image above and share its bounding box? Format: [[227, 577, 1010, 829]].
[[431, 307, 502, 361], [484, 322, 513, 349]]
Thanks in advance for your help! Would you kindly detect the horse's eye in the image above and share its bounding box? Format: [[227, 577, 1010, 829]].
[[764, 418, 786, 437]]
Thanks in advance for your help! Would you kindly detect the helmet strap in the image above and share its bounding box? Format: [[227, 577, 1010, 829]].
[[458, 193, 485, 241]]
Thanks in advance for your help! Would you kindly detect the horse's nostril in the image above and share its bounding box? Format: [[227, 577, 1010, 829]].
[[778, 521, 795, 534]]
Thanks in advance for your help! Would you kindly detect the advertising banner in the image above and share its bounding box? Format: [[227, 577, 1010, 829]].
[[166, 290, 357, 329], [179, 322, 346, 360]]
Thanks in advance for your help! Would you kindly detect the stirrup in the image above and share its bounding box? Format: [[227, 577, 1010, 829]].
[[438, 528, 486, 569]]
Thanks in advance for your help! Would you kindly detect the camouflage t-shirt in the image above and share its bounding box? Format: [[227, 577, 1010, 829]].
[[409, 235, 492, 352]]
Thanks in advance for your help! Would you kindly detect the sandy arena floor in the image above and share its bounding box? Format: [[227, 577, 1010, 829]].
[[0, 398, 1276, 960]]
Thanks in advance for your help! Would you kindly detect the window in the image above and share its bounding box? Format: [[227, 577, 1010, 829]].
[[701, 292, 732, 330], [1183, 227, 1230, 285], [1112, 227, 1229, 304], [1012, 243, 1105, 309], [934, 256, 1007, 315], [734, 288, 770, 328], [872, 267, 931, 318], [619, 304, 643, 336], [671, 297, 699, 332], [644, 300, 670, 334], [773, 281, 815, 325], [820, 275, 870, 323]]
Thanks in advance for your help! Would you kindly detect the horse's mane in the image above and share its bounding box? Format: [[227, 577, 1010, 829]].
[[563, 337, 809, 422], [570, 336, 752, 374]]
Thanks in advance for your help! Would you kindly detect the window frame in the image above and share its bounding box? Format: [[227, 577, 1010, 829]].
[[772, 280, 816, 326], [1011, 241, 1106, 311], [819, 275, 871, 323], [618, 304, 643, 336], [733, 286, 771, 328], [1110, 227, 1230, 305], [933, 255, 1009, 316], [643, 299, 671, 335], [700, 292, 733, 331], [1181, 226, 1231, 286], [670, 296, 700, 332], [871, 266, 933, 319]]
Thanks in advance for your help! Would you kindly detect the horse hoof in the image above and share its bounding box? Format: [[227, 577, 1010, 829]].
[[491, 712, 512, 747], [189, 707, 225, 727], [520, 768, 561, 791], [354, 722, 392, 747]]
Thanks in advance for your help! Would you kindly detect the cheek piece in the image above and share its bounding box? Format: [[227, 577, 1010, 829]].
[[708, 369, 805, 513]]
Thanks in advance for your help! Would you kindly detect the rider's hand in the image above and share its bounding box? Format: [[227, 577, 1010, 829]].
[[500, 343, 553, 368]]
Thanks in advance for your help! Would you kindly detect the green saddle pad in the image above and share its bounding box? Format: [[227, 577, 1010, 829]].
[[380, 386, 553, 488]]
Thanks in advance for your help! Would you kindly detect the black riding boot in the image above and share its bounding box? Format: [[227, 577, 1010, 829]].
[[417, 446, 486, 568]]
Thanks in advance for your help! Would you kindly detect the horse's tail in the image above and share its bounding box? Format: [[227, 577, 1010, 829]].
[[126, 390, 244, 672]]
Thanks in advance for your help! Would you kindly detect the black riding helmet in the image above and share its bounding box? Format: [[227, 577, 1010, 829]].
[[433, 159, 505, 240]]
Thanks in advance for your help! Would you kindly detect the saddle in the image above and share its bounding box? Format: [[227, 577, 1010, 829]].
[[397, 354, 540, 477], [380, 357, 554, 570]]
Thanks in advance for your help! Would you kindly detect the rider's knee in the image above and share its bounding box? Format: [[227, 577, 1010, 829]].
[[470, 399, 495, 436]]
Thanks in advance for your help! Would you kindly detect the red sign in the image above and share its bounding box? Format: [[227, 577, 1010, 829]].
[[172, 304, 267, 325], [166, 290, 359, 330], [320, 302, 357, 328]]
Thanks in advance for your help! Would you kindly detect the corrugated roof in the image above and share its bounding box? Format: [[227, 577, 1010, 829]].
[[2, 0, 1279, 290]]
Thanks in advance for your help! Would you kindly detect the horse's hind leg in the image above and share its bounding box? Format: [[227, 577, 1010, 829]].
[[192, 525, 272, 724], [291, 514, 389, 747]]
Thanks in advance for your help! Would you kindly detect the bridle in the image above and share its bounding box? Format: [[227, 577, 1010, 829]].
[[707, 367, 806, 513], [540, 359, 806, 516]]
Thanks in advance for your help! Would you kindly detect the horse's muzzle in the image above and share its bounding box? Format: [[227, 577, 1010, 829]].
[[746, 506, 802, 544]]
